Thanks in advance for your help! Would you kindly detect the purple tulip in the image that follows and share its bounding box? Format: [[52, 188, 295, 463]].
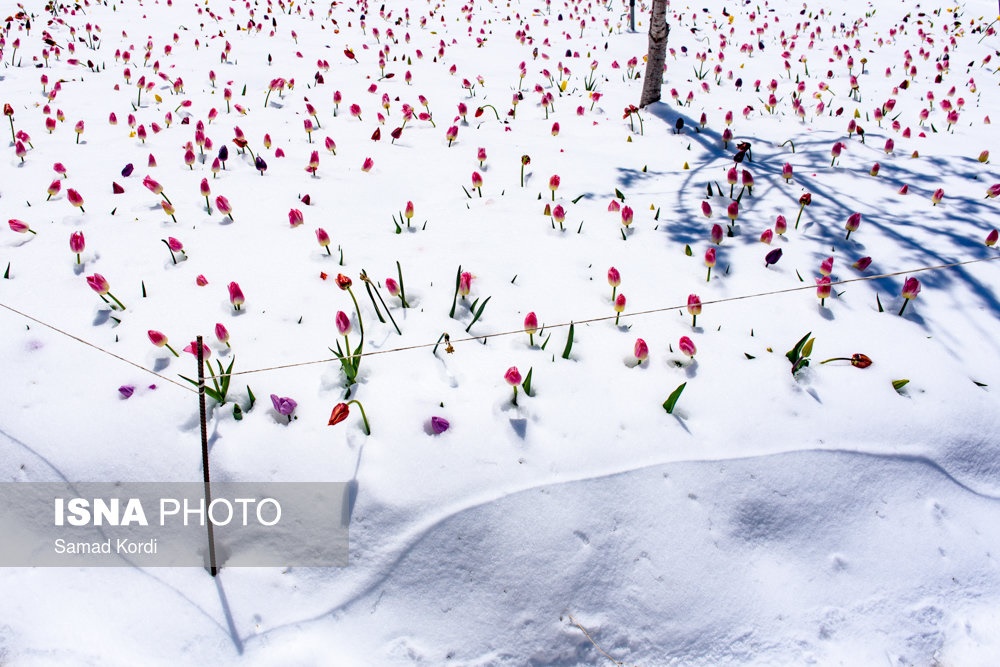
[[121, 163, 134, 177], [270, 394, 297, 421], [118, 385, 135, 399], [765, 248, 783, 267], [430, 416, 450, 434]]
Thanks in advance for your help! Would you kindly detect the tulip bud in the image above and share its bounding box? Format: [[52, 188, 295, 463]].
[[760, 229, 773, 244], [820, 257, 834, 277], [845, 212, 862, 239], [931, 188, 944, 205], [765, 248, 783, 267], [686, 294, 702, 328], [524, 312, 539, 337], [986, 229, 999, 247], [775, 215, 788, 235], [853, 256, 873, 271], [335, 310, 352, 335], [711, 223, 724, 245], [678, 336, 697, 358], [898, 277, 920, 315], [228, 281, 245, 310], [634, 338, 649, 363]]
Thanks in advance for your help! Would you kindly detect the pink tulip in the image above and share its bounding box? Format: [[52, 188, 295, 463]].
[[620, 205, 634, 228], [53, 162, 67, 178], [67, 189, 85, 212], [678, 336, 697, 358], [726, 201, 739, 222], [701, 201, 712, 218], [986, 229, 999, 247], [316, 228, 331, 254], [196, 274, 209, 286], [853, 256, 872, 271], [704, 247, 716, 281], [711, 223, 724, 245], [471, 171, 484, 195], [477, 147, 487, 165], [183, 341, 211, 358], [14, 141, 26, 161], [524, 312, 539, 346], [775, 215, 788, 235], [870, 163, 880, 177], [216, 196, 233, 220], [228, 281, 244, 310], [607, 266, 621, 300], [361, 157, 374, 172], [613, 293, 626, 325], [608, 200, 621, 213], [552, 204, 566, 228], [687, 294, 702, 327], [548, 174, 560, 200], [69, 231, 85, 263], [8, 219, 35, 235], [781, 162, 793, 182], [288, 209, 304, 227], [819, 256, 834, 277], [86, 273, 126, 310], [931, 188, 944, 205], [985, 184, 1000, 199], [165, 237, 183, 252], [215, 323, 230, 346], [504, 366, 522, 385], [148, 330, 180, 357], [884, 138, 895, 154], [634, 338, 649, 363], [816, 276, 832, 305], [845, 212, 862, 239], [899, 277, 920, 315], [385, 278, 400, 296], [760, 229, 773, 244], [445, 125, 458, 146], [74, 120, 84, 143], [459, 271, 473, 297]]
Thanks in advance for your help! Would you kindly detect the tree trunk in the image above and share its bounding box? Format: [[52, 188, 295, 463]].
[[639, 0, 669, 108]]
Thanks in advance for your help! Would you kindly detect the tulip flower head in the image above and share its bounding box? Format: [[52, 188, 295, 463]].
[[613, 293, 626, 325], [931, 188, 944, 205], [701, 200, 712, 218], [148, 330, 180, 357], [985, 184, 1000, 199], [795, 193, 812, 229], [161, 236, 185, 264], [986, 229, 999, 247], [781, 162, 793, 182], [548, 174, 560, 201], [288, 209, 304, 228], [216, 195, 233, 221], [8, 219, 35, 235], [196, 275, 210, 287], [316, 227, 332, 254], [69, 231, 85, 263], [458, 271, 473, 298], [765, 247, 783, 268], [845, 212, 862, 240], [711, 223, 724, 245], [471, 171, 484, 197], [505, 366, 523, 405], [634, 338, 649, 364], [775, 215, 788, 236], [678, 335, 697, 359], [607, 266, 621, 300], [704, 247, 716, 282], [47, 179, 61, 201], [270, 394, 297, 422], [820, 256, 834, 277], [760, 229, 774, 245], [430, 416, 450, 435], [816, 276, 832, 306], [87, 273, 126, 310], [183, 341, 211, 359], [215, 322, 230, 347], [328, 400, 371, 435], [853, 256, 873, 271], [899, 277, 921, 315], [336, 310, 352, 335], [228, 281, 245, 310], [67, 189, 85, 213], [687, 294, 702, 328]]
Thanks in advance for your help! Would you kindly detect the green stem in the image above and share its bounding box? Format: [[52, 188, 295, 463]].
[[706, 267, 711, 282], [512, 385, 518, 406], [898, 299, 909, 316], [692, 314, 697, 328], [348, 399, 371, 434], [795, 205, 804, 229], [165, 343, 180, 357], [108, 291, 127, 311], [529, 333, 534, 347], [820, 357, 852, 365]]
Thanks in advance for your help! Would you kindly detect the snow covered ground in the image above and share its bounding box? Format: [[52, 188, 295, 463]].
[[2, 0, 1000, 663]]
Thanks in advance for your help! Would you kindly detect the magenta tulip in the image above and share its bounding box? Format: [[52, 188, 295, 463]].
[[216, 195, 233, 220], [634, 338, 649, 363], [69, 231, 85, 263], [687, 294, 702, 327], [228, 281, 244, 310], [986, 229, 999, 247], [335, 310, 352, 335], [215, 322, 230, 347], [853, 256, 872, 271], [8, 219, 35, 235], [148, 330, 180, 357], [524, 312, 539, 346], [678, 335, 697, 358], [845, 212, 862, 239], [899, 277, 920, 315], [816, 276, 832, 306]]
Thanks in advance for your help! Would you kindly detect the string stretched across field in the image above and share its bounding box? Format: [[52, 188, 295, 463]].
[[1, 255, 998, 385]]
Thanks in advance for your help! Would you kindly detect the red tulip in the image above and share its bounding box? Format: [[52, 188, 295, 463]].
[[328, 402, 350, 426]]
